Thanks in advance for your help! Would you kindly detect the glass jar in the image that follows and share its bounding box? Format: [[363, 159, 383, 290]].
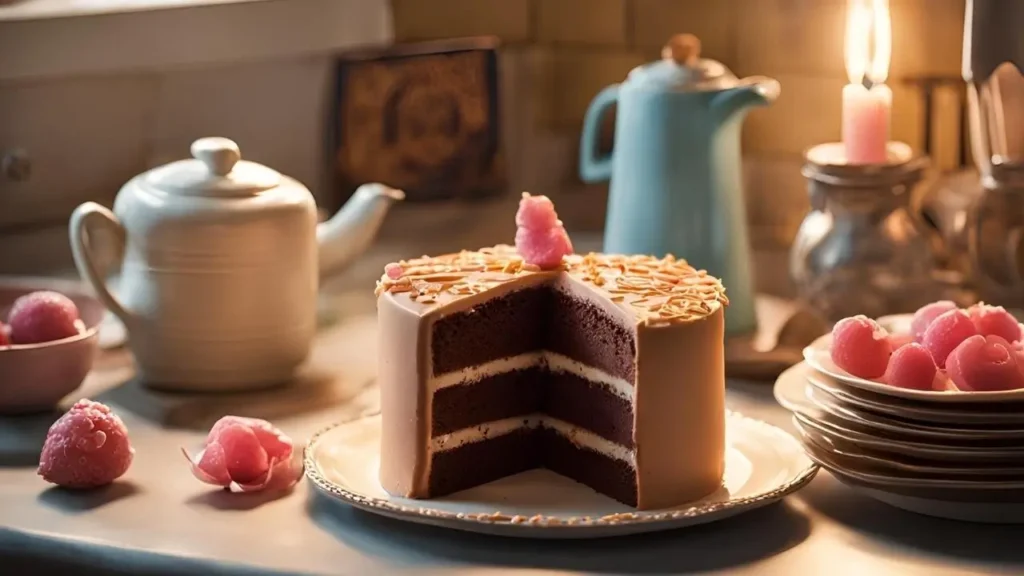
[[789, 143, 951, 322]]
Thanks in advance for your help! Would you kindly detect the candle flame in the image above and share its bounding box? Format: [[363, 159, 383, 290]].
[[845, 0, 891, 86]]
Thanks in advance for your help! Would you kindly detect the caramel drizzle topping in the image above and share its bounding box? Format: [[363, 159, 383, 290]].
[[375, 245, 728, 323]]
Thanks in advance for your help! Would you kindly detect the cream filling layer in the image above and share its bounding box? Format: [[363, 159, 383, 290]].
[[429, 351, 633, 401], [429, 414, 636, 466]]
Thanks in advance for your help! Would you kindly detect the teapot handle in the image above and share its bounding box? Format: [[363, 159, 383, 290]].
[[579, 84, 619, 183], [69, 202, 131, 323]]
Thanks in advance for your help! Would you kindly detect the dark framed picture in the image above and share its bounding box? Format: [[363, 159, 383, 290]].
[[328, 37, 504, 206]]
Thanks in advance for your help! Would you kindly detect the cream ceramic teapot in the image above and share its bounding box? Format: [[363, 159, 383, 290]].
[[69, 137, 404, 391]]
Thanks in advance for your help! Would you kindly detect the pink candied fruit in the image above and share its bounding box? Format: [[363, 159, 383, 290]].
[[968, 303, 1022, 343], [514, 192, 574, 270], [383, 263, 404, 280], [515, 226, 574, 270], [884, 343, 937, 391], [8, 290, 82, 345], [829, 315, 893, 379], [946, 335, 1024, 392], [910, 300, 957, 342], [183, 415, 303, 492], [515, 192, 560, 230], [922, 309, 978, 368], [0, 321, 9, 347], [37, 399, 134, 489]]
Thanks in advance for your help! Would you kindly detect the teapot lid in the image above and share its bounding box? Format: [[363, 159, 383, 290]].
[[627, 34, 740, 92], [142, 137, 281, 197]]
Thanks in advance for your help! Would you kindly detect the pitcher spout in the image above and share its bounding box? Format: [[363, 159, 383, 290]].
[[712, 76, 781, 122], [317, 183, 405, 278]]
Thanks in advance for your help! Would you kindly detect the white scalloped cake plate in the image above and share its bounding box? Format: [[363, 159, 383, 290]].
[[305, 412, 818, 538], [804, 314, 1024, 404]]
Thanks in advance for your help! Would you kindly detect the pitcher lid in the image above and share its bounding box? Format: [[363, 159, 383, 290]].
[[142, 137, 281, 197], [627, 34, 740, 92]]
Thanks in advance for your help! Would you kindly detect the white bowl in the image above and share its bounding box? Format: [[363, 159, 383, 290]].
[[804, 313, 1024, 404]]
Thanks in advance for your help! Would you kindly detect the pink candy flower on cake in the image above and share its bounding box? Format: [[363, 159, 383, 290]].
[[38, 399, 134, 489], [183, 416, 303, 492], [514, 192, 573, 270]]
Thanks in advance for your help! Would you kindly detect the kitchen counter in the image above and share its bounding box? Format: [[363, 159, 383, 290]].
[[2, 235, 1024, 576]]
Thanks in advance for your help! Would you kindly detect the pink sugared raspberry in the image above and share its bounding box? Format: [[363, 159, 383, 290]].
[[0, 321, 9, 347], [515, 192, 560, 230], [946, 335, 1024, 392], [922, 309, 978, 368], [38, 399, 134, 489], [515, 226, 574, 270], [183, 415, 302, 492], [910, 300, 957, 342], [884, 343, 937, 390], [968, 304, 1022, 343], [8, 291, 82, 344], [384, 263, 403, 280], [829, 315, 893, 379]]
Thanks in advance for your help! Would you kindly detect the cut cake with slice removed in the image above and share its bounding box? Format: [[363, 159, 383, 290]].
[[375, 245, 728, 510]]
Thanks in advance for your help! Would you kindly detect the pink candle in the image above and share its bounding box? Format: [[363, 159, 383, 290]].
[[843, 0, 892, 164], [842, 83, 891, 164]]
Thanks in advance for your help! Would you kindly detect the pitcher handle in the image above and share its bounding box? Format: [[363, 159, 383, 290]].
[[579, 84, 619, 183], [69, 202, 131, 322]]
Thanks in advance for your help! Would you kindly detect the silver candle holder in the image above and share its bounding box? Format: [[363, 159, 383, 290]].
[[789, 141, 964, 323]]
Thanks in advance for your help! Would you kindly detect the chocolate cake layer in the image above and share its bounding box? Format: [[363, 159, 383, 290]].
[[431, 286, 636, 381], [428, 426, 540, 497], [546, 291, 635, 382], [544, 371, 634, 447], [431, 288, 549, 375], [431, 368, 634, 446], [427, 426, 638, 506], [431, 368, 545, 437], [540, 427, 638, 507]]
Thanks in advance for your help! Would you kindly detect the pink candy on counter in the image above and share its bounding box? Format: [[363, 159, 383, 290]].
[[37, 399, 134, 489], [514, 192, 574, 270], [7, 290, 84, 345], [829, 300, 1024, 392], [0, 321, 9, 347], [183, 416, 304, 492]]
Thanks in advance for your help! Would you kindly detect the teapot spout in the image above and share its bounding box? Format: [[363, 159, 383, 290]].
[[712, 76, 781, 122], [317, 183, 405, 279]]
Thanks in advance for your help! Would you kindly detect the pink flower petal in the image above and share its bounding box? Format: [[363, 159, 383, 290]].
[[236, 450, 304, 493], [213, 424, 270, 484], [188, 415, 302, 493], [208, 416, 294, 462], [183, 446, 228, 486]]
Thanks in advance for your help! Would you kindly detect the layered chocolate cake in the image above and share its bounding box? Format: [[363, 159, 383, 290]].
[[375, 246, 729, 510]]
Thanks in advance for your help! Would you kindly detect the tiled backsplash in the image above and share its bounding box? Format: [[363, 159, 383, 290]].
[[393, 0, 968, 245]]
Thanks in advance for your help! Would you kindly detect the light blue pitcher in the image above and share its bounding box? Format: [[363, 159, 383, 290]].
[[579, 34, 779, 336]]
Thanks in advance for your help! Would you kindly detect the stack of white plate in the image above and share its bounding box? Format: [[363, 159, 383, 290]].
[[774, 314, 1024, 523]]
